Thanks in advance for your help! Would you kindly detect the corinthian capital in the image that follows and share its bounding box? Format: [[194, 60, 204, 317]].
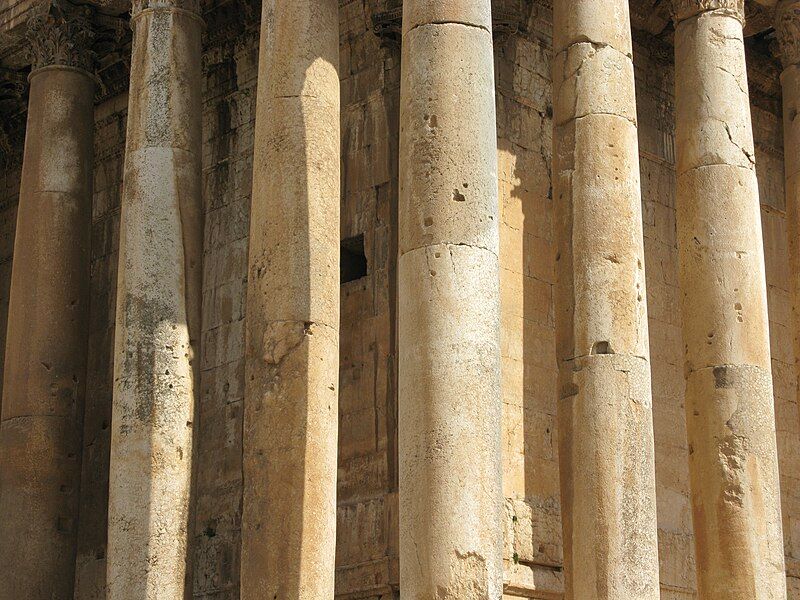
[[27, 0, 94, 73], [777, 0, 800, 68], [671, 0, 745, 24], [131, 0, 202, 18]]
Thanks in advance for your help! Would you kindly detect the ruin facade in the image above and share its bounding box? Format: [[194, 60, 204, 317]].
[[0, 0, 799, 598]]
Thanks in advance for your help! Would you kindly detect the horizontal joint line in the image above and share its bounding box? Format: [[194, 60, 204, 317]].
[[406, 20, 492, 36]]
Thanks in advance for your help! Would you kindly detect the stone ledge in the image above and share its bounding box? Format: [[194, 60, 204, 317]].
[[503, 561, 564, 599]]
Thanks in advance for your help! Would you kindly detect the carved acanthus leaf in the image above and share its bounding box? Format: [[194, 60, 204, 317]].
[[744, 1, 773, 36], [0, 67, 28, 167], [776, 1, 800, 67], [671, 0, 745, 24], [27, 0, 95, 72], [372, 6, 402, 48], [371, 0, 529, 46], [131, 0, 202, 18]]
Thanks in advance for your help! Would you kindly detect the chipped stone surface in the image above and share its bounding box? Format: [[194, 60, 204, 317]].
[[674, 1, 787, 597], [398, 1, 503, 598], [0, 64, 94, 600], [1, 1, 800, 599], [106, 5, 203, 600], [776, 4, 800, 597], [241, 1, 341, 598], [552, 0, 660, 596]]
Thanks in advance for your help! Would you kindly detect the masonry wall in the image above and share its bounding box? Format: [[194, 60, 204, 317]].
[[0, 159, 18, 405], [635, 33, 696, 598], [0, 1, 797, 598], [753, 78, 800, 599], [74, 90, 127, 599], [495, 7, 563, 596]]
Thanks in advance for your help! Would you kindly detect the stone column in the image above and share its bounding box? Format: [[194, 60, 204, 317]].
[[551, 0, 660, 597], [0, 2, 94, 598], [672, 0, 786, 596], [397, 1, 503, 597], [240, 1, 340, 598], [777, 0, 800, 477], [106, 0, 203, 597]]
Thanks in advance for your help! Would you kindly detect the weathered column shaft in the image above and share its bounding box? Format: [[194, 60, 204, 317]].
[[397, 1, 503, 597], [551, 0, 660, 597], [241, 1, 340, 598], [106, 1, 203, 597], [673, 1, 786, 597], [0, 4, 94, 598], [778, 0, 800, 470]]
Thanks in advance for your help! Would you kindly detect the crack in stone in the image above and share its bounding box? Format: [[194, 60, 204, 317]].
[[722, 121, 755, 166], [572, 110, 637, 127], [406, 20, 492, 36], [715, 64, 747, 97], [556, 39, 632, 61], [401, 240, 498, 260], [678, 162, 754, 175], [685, 362, 769, 377]]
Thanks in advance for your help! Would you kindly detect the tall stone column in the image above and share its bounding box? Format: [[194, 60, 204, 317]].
[[777, 0, 800, 470], [240, 1, 340, 598], [397, 1, 503, 597], [106, 0, 203, 597], [672, 0, 786, 596], [0, 2, 94, 598], [551, 0, 660, 597]]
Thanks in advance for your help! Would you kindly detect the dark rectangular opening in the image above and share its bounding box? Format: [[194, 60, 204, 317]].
[[341, 234, 367, 283]]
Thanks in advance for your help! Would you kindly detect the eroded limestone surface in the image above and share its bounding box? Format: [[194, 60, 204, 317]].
[[0, 64, 94, 600], [106, 4, 204, 599], [398, 1, 504, 598], [241, 1, 341, 599], [0, 0, 797, 599], [674, 1, 787, 597], [552, 0, 660, 597]]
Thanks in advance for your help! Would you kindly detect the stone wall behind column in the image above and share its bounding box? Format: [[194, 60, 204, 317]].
[[634, 34, 695, 600], [336, 2, 401, 597], [753, 82, 800, 597], [0, 160, 18, 407], [0, 1, 798, 598], [72, 91, 127, 600], [495, 6, 563, 596], [495, 6, 800, 598], [192, 25, 258, 599]]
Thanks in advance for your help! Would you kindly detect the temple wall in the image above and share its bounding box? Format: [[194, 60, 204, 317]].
[[633, 35, 696, 599], [336, 3, 401, 597], [73, 91, 127, 600], [754, 85, 800, 598], [495, 7, 563, 597], [191, 29, 258, 600], [0, 1, 797, 598], [0, 159, 18, 406]]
